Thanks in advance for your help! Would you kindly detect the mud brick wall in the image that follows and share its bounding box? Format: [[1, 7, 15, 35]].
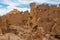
[[0, 2, 60, 40], [30, 3, 60, 35]]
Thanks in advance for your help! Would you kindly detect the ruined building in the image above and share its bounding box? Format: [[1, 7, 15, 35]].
[[0, 2, 60, 40]]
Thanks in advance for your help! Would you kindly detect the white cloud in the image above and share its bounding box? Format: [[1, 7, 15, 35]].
[[1, 0, 60, 5], [0, 0, 31, 16], [1, 0, 20, 6], [0, 8, 12, 16], [1, 0, 60, 6], [0, 5, 30, 16], [7, 5, 30, 11]]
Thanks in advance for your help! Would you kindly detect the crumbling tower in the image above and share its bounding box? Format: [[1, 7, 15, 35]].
[[30, 3, 38, 27], [30, 2, 37, 16]]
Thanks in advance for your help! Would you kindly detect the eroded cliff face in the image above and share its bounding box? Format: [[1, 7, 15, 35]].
[[0, 3, 60, 40]]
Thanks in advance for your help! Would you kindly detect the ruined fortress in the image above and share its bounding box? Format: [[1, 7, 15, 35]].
[[0, 3, 60, 40]]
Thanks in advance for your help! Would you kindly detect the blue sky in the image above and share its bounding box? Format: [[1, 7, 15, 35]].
[[0, 0, 60, 16]]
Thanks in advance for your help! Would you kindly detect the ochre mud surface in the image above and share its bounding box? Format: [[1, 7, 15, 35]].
[[0, 3, 60, 40]]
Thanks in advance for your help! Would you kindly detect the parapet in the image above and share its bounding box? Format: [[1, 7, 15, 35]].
[[30, 2, 36, 8]]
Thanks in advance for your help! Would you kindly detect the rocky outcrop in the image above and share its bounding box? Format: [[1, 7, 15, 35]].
[[0, 3, 60, 40]]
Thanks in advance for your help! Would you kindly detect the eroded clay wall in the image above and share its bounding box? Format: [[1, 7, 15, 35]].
[[0, 3, 60, 40], [30, 3, 60, 39]]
